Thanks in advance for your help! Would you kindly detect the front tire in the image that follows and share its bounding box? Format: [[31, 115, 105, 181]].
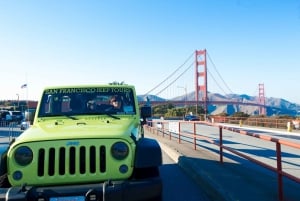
[[131, 167, 162, 201], [0, 173, 10, 188]]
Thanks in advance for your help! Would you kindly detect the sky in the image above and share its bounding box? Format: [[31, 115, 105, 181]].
[[1, 0, 300, 104]]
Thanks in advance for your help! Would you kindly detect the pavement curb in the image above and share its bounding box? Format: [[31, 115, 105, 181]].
[[157, 140, 232, 201]]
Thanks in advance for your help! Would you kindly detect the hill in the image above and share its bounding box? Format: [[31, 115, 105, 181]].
[[138, 92, 300, 116]]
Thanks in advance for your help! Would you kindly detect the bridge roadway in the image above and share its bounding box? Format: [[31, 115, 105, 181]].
[[139, 100, 267, 107], [145, 122, 300, 201]]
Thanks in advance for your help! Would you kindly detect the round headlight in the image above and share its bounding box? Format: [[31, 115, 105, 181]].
[[14, 146, 33, 166], [111, 142, 129, 160]]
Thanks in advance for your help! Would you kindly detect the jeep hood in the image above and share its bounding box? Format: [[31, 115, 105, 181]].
[[15, 117, 140, 144]]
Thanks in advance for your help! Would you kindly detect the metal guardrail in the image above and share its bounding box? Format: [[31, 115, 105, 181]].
[[145, 120, 300, 201], [0, 121, 22, 142], [211, 116, 299, 131]]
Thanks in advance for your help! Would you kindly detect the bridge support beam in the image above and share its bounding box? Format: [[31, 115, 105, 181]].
[[195, 49, 208, 117], [258, 83, 266, 115]]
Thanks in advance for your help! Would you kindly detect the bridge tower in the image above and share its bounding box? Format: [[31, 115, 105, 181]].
[[195, 49, 207, 115], [258, 83, 266, 115]]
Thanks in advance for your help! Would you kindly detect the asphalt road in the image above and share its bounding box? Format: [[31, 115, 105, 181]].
[[160, 148, 211, 201], [193, 123, 300, 178]]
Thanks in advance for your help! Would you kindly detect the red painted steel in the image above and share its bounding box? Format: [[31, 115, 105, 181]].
[[259, 83, 266, 115], [195, 49, 208, 114], [219, 126, 223, 163], [276, 142, 283, 201], [193, 123, 196, 150], [178, 122, 181, 144]]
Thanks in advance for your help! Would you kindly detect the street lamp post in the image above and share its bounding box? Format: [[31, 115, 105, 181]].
[[16, 94, 19, 108]]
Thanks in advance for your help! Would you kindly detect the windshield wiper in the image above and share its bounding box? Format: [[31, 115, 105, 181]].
[[38, 114, 79, 120], [102, 112, 120, 119], [64, 115, 79, 120]]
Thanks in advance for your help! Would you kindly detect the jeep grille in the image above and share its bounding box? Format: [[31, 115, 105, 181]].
[[9, 139, 133, 186], [37, 145, 106, 176]]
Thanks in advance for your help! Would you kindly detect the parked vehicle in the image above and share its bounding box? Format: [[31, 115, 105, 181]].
[[0, 84, 162, 201], [20, 121, 30, 130], [0, 110, 12, 125], [156, 121, 163, 129], [184, 115, 200, 121], [9, 111, 23, 124]]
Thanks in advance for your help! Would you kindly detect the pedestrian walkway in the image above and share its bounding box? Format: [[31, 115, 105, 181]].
[[219, 123, 300, 135], [145, 128, 300, 201]]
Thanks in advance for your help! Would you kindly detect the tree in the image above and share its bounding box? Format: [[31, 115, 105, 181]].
[[151, 104, 207, 118], [215, 112, 228, 117], [109, 81, 126, 85], [165, 108, 185, 118], [152, 104, 175, 117], [232, 112, 250, 118]]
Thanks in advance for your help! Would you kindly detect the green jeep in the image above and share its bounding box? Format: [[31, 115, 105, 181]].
[[0, 85, 162, 201]]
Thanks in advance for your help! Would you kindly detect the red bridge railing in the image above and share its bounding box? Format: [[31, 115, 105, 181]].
[[145, 120, 300, 201]]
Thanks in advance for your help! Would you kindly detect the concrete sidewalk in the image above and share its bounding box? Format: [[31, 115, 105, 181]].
[[145, 129, 300, 201]]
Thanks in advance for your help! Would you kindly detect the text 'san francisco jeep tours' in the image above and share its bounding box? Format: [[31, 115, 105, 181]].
[[0, 85, 162, 201]]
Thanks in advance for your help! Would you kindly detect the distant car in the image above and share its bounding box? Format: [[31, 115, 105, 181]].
[[184, 115, 200, 121], [20, 121, 30, 130], [0, 110, 12, 125], [9, 111, 23, 124], [156, 122, 162, 129]]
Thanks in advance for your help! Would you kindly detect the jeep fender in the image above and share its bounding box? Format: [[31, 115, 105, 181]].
[[134, 138, 162, 168]]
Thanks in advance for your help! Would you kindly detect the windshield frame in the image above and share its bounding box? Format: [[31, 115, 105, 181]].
[[37, 86, 136, 118]]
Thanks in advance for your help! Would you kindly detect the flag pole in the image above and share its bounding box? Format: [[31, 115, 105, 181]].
[[21, 83, 28, 112], [25, 73, 28, 112], [26, 84, 28, 112]]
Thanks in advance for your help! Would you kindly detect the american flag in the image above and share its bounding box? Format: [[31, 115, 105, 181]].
[[21, 84, 27, 89]]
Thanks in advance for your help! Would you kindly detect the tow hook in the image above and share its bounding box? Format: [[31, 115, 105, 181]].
[[102, 179, 113, 201], [85, 189, 98, 201]]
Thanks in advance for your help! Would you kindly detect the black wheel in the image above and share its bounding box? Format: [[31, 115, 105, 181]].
[[0, 149, 10, 188], [0, 173, 10, 188], [131, 167, 162, 201]]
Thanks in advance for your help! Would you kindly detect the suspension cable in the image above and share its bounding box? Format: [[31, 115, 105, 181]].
[[155, 61, 194, 97], [207, 69, 227, 95], [144, 51, 194, 95], [207, 51, 234, 94]]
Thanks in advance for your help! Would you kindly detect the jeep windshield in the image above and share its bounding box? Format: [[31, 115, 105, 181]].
[[37, 86, 136, 117]]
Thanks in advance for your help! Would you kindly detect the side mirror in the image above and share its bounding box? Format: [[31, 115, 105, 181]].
[[140, 106, 152, 118], [140, 106, 152, 125]]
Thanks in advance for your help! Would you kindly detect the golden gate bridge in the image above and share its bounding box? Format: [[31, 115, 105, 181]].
[[139, 49, 267, 115]]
